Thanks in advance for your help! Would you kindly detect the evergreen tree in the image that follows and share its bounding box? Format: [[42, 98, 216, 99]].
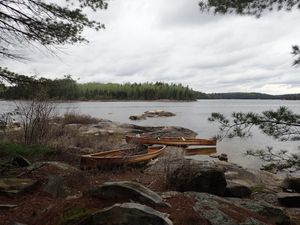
[[209, 107, 300, 172], [0, 0, 108, 84], [199, 0, 300, 65]]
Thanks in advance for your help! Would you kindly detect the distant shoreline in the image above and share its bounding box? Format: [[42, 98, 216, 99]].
[[0, 98, 299, 103]]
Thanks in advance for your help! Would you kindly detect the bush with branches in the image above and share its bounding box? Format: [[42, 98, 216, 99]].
[[209, 106, 300, 172], [199, 0, 300, 66], [16, 99, 56, 145], [0, 0, 108, 84]]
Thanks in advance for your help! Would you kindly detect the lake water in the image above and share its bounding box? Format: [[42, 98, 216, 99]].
[[1, 100, 299, 169]]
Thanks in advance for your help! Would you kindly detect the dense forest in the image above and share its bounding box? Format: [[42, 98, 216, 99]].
[[0, 76, 197, 100], [203, 92, 300, 100], [0, 76, 299, 100]]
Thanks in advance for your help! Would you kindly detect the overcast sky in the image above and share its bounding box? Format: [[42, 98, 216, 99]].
[[2, 0, 300, 94]]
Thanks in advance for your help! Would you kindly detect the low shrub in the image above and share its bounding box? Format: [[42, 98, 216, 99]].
[[0, 142, 49, 157], [62, 112, 99, 125]]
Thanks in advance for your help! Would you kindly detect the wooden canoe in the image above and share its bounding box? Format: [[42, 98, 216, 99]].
[[80, 145, 166, 170], [184, 147, 217, 156], [125, 135, 217, 146]]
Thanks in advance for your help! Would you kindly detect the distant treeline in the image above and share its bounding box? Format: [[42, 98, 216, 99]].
[[0, 76, 299, 100], [197, 92, 300, 100], [0, 76, 196, 100]]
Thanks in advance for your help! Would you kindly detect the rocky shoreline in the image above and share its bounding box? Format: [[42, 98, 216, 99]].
[[0, 119, 299, 225], [129, 110, 176, 120]]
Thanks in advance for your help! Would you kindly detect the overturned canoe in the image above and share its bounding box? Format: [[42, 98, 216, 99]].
[[125, 135, 217, 146], [80, 145, 166, 170]]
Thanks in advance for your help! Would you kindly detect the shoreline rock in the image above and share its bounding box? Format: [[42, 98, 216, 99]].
[[76, 202, 173, 225], [76, 120, 197, 138], [84, 181, 169, 207], [166, 159, 227, 196], [129, 110, 176, 120], [186, 192, 291, 225]]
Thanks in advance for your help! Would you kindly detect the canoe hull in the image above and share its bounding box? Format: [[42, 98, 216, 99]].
[[125, 136, 216, 146], [184, 147, 217, 156], [80, 146, 166, 170]]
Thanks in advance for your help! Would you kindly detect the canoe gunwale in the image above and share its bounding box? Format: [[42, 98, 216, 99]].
[[80, 145, 166, 170], [125, 135, 217, 146]]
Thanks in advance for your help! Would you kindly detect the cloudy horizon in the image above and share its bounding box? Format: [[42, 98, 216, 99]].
[[2, 0, 300, 95]]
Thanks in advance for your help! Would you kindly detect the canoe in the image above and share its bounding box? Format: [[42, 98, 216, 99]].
[[125, 135, 217, 146], [184, 147, 217, 156], [80, 145, 166, 170]]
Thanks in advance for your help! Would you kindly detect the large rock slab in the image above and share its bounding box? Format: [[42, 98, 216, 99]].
[[76, 120, 197, 137], [77, 202, 173, 225], [166, 159, 227, 196], [43, 175, 66, 197], [0, 204, 17, 210], [186, 192, 291, 225], [129, 114, 147, 120], [217, 161, 283, 189], [27, 161, 79, 175], [11, 156, 31, 167], [129, 110, 176, 121], [144, 110, 176, 118], [225, 183, 252, 198], [0, 178, 37, 195], [281, 177, 300, 193], [277, 192, 300, 207], [227, 197, 291, 225], [84, 181, 168, 207]]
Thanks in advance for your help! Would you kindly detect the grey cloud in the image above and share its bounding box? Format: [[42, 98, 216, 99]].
[[156, 0, 227, 28], [1, 0, 300, 95]]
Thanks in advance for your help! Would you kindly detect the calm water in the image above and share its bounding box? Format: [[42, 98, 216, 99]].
[[1, 100, 299, 169]]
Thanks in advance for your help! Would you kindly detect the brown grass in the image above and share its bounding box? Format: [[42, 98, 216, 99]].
[[61, 112, 100, 125]]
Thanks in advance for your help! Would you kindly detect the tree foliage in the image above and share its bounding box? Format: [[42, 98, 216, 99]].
[[246, 147, 300, 172], [292, 45, 300, 66], [199, 0, 300, 17], [0, 77, 197, 101], [199, 0, 300, 65], [0, 0, 107, 59], [204, 92, 300, 100], [209, 107, 300, 172], [0, 0, 107, 84], [0, 67, 35, 85]]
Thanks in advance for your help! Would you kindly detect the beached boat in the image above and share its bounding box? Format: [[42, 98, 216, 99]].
[[184, 147, 217, 156], [80, 145, 166, 170], [125, 135, 217, 146]]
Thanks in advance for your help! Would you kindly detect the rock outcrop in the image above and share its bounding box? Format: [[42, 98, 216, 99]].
[[166, 159, 227, 196], [186, 192, 291, 225], [277, 192, 300, 207], [11, 156, 31, 167], [76, 202, 173, 225], [281, 177, 300, 193], [0, 178, 37, 195], [129, 114, 147, 120], [43, 175, 66, 198], [218, 161, 283, 189], [224, 183, 252, 198], [75, 120, 197, 138], [144, 110, 176, 118], [84, 181, 168, 207], [129, 110, 176, 120]]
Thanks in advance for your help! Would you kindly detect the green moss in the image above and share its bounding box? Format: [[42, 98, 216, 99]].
[[251, 185, 266, 193], [62, 208, 94, 225], [0, 142, 49, 157]]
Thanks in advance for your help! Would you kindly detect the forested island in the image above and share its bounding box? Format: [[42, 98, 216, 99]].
[[194, 91, 300, 100], [0, 76, 196, 100], [0, 76, 299, 100]]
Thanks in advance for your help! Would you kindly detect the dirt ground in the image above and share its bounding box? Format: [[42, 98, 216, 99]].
[[0, 157, 205, 225]]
